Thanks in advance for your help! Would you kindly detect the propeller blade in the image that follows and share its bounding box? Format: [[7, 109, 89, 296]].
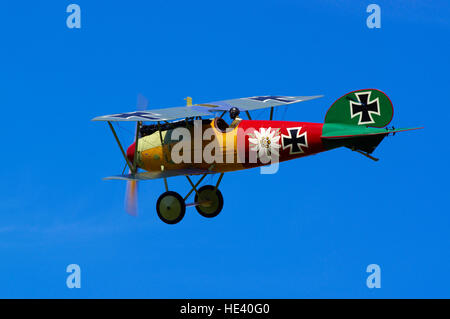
[[137, 93, 148, 111], [123, 93, 148, 216], [125, 174, 138, 216]]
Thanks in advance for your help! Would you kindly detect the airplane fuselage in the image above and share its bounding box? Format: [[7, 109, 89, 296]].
[[128, 118, 329, 174]]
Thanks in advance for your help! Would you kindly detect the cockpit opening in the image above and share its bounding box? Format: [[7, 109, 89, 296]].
[[139, 118, 212, 137], [139, 110, 243, 137]]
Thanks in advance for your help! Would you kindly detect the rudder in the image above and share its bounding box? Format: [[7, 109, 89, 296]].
[[324, 89, 393, 128]]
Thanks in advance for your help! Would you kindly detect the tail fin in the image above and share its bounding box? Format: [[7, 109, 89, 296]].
[[324, 89, 393, 127], [322, 89, 422, 156]]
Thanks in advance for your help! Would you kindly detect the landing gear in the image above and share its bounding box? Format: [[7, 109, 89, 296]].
[[194, 185, 224, 218], [151, 116, 225, 224], [156, 191, 186, 224], [155, 173, 225, 224]]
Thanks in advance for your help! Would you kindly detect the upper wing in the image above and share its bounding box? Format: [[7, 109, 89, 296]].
[[92, 106, 210, 122], [92, 95, 323, 122], [198, 95, 324, 111], [103, 168, 217, 181]]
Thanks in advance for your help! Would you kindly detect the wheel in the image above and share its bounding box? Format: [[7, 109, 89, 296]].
[[156, 191, 186, 224], [194, 185, 224, 218]]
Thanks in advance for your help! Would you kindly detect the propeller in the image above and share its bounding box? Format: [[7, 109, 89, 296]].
[[124, 94, 148, 216], [125, 178, 138, 216]]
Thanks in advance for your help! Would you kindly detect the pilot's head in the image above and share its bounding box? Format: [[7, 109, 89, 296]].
[[229, 107, 240, 120]]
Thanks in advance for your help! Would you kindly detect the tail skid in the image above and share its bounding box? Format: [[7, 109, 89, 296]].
[[351, 148, 379, 161]]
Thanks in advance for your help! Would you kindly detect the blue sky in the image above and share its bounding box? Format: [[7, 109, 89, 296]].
[[0, 0, 449, 298]]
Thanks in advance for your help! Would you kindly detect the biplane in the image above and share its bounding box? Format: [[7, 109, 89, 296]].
[[93, 89, 422, 224]]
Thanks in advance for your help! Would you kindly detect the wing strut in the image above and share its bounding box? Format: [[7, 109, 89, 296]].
[[107, 121, 134, 173], [269, 107, 274, 121], [133, 121, 141, 172], [157, 121, 169, 190]]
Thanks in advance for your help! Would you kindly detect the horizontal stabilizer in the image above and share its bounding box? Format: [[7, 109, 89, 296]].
[[322, 124, 423, 154], [322, 124, 423, 139]]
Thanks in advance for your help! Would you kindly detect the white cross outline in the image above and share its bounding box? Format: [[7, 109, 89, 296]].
[[349, 91, 381, 125]]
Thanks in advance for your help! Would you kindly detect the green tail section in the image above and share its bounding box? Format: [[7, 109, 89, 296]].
[[324, 89, 393, 128], [321, 124, 422, 154], [322, 89, 422, 155]]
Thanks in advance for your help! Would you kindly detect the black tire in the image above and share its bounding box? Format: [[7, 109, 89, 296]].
[[156, 191, 186, 224], [194, 185, 224, 218]]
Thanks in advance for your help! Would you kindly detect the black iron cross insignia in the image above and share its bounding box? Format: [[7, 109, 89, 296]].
[[349, 92, 380, 125], [247, 96, 297, 103], [282, 127, 308, 154], [110, 111, 160, 120]]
